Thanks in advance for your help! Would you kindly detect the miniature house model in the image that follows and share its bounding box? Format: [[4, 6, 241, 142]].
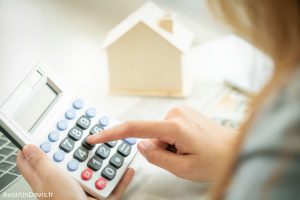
[[103, 2, 194, 97]]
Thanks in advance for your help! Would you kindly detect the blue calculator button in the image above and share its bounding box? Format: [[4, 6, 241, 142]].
[[99, 116, 109, 127], [48, 131, 59, 142], [57, 120, 68, 131], [65, 109, 76, 120], [53, 150, 65, 162], [86, 108, 96, 118], [73, 99, 83, 110], [67, 159, 79, 171], [40, 142, 51, 153], [123, 138, 137, 145]]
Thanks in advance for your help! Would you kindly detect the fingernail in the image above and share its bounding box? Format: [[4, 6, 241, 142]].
[[23, 145, 36, 159], [138, 141, 151, 153]]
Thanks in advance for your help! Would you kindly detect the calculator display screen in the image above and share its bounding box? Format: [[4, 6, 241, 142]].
[[16, 83, 58, 132]]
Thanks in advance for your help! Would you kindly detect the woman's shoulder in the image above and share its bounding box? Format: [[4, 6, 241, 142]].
[[225, 68, 300, 200], [242, 68, 300, 155]]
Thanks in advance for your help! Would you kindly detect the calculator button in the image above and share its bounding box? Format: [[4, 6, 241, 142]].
[[82, 137, 95, 150], [90, 125, 103, 135], [96, 144, 111, 159], [117, 142, 132, 157], [59, 137, 75, 153], [123, 138, 137, 145], [99, 116, 109, 127], [68, 126, 84, 141], [67, 159, 79, 171], [40, 141, 51, 153], [57, 120, 68, 131], [86, 108, 96, 118], [81, 168, 93, 181], [76, 116, 91, 130], [48, 131, 59, 142], [109, 153, 124, 169], [95, 177, 107, 190], [65, 109, 76, 120], [101, 165, 117, 181], [105, 141, 118, 148], [74, 146, 89, 162], [87, 156, 103, 171], [53, 150, 65, 162], [73, 99, 83, 110]]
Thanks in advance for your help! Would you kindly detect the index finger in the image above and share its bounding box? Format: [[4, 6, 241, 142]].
[[87, 120, 178, 145]]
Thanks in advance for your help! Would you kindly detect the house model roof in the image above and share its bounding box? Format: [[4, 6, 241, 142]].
[[103, 1, 194, 52]]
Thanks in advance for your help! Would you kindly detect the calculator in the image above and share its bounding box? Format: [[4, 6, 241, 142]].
[[0, 62, 138, 199]]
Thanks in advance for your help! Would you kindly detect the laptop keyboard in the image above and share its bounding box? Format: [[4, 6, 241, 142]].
[[0, 132, 20, 192]]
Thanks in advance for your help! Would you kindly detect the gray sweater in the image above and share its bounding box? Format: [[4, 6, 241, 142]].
[[226, 69, 300, 200]]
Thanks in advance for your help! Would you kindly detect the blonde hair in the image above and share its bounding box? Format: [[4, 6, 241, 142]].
[[208, 1, 300, 199]]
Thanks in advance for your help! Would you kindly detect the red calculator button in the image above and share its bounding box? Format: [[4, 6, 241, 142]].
[[95, 177, 107, 190], [81, 168, 93, 181]]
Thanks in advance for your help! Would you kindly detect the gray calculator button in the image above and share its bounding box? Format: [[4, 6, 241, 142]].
[[68, 126, 84, 141], [82, 137, 95, 150], [96, 144, 111, 159], [109, 153, 124, 169], [90, 125, 103, 135], [73, 146, 89, 162], [0, 174, 18, 191], [76, 116, 91, 130], [101, 165, 117, 181], [117, 142, 132, 157], [105, 141, 117, 148], [59, 137, 75, 153], [87, 155, 103, 171]]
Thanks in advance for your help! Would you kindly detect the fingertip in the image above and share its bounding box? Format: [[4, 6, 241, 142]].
[[22, 144, 40, 160]]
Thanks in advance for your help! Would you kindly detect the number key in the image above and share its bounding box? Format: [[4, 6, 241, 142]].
[[96, 144, 111, 159], [87, 155, 103, 171], [59, 137, 75, 153], [101, 165, 117, 181], [90, 124, 103, 135], [68, 126, 83, 141], [76, 116, 91, 130], [82, 136, 95, 150], [73, 146, 89, 162]]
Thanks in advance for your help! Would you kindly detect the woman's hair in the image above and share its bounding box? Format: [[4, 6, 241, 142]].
[[208, 1, 300, 199]]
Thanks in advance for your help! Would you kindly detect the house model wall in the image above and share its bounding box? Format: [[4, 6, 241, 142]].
[[103, 2, 194, 97]]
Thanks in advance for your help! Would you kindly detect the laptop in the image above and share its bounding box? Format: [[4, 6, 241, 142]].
[[0, 131, 34, 200]]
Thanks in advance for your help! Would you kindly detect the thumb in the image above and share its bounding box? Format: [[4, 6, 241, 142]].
[[22, 144, 53, 177], [137, 140, 187, 176]]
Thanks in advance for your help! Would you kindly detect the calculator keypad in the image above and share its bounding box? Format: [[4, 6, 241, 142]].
[[39, 99, 137, 198]]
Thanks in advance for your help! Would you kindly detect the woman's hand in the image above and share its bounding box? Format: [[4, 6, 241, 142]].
[[17, 144, 134, 200], [88, 107, 236, 181]]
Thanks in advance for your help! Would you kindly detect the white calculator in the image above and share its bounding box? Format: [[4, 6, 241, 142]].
[[0, 62, 138, 199]]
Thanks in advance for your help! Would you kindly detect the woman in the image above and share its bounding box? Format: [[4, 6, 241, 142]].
[[17, 1, 300, 199]]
